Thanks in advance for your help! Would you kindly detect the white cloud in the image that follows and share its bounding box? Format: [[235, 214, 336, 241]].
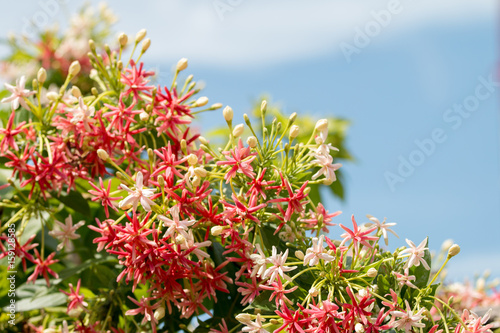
[[0, 0, 495, 68]]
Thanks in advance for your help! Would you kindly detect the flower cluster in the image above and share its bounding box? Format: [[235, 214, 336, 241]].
[[0, 6, 498, 333]]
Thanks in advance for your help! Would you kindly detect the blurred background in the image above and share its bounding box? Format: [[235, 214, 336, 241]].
[[0, 0, 498, 280]]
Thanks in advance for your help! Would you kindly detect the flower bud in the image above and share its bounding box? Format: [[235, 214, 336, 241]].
[[211, 226, 225, 236], [355, 323, 365, 333], [88, 39, 96, 53], [210, 103, 222, 110], [309, 287, 319, 297], [139, 111, 149, 121], [141, 38, 151, 52], [135, 29, 147, 43], [194, 96, 208, 107], [295, 250, 305, 260], [261, 100, 267, 114], [118, 33, 128, 47], [289, 125, 300, 138], [176, 58, 188, 72], [447, 244, 460, 258], [246, 136, 257, 148], [71, 86, 82, 98], [236, 313, 252, 324], [198, 136, 208, 145], [187, 154, 198, 166], [289, 112, 297, 124], [157, 175, 165, 188], [194, 167, 207, 178], [192, 176, 201, 187], [367, 268, 378, 278], [315, 119, 328, 132], [37, 68, 47, 83], [232, 124, 244, 138], [97, 149, 109, 161], [180, 139, 187, 154], [154, 306, 165, 320], [223, 106, 233, 122], [46, 92, 59, 101], [323, 178, 334, 185], [69, 61, 81, 76]]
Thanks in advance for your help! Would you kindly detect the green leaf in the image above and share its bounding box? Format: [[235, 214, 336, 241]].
[[11, 292, 66, 312], [409, 237, 431, 289], [57, 256, 117, 281], [54, 190, 91, 217]]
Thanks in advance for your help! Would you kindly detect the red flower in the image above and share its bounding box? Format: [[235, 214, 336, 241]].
[[0, 233, 38, 271], [246, 168, 275, 199], [270, 174, 309, 222], [88, 177, 121, 217], [27, 249, 59, 287], [0, 111, 26, 153]]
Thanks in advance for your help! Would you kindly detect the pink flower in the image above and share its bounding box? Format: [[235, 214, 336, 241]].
[[303, 235, 334, 266], [119, 171, 157, 211], [1, 75, 34, 110], [339, 215, 378, 254], [48, 215, 85, 251], [400, 238, 430, 270], [60, 279, 88, 314], [220, 193, 266, 225], [259, 278, 297, 308], [216, 139, 257, 183], [66, 97, 96, 131], [311, 153, 342, 183], [125, 296, 160, 333], [301, 203, 341, 232], [158, 205, 196, 239], [236, 277, 261, 305], [391, 300, 426, 332], [393, 269, 418, 289]]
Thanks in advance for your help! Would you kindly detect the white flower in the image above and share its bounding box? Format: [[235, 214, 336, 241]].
[[391, 300, 426, 332], [366, 214, 398, 246], [262, 246, 296, 283], [303, 235, 334, 266], [1, 75, 35, 110], [66, 97, 96, 131], [239, 314, 268, 333], [157, 205, 196, 239], [278, 225, 295, 243], [400, 238, 430, 270], [180, 230, 212, 261], [119, 171, 156, 211], [249, 243, 267, 278], [48, 215, 85, 251], [311, 153, 342, 183]]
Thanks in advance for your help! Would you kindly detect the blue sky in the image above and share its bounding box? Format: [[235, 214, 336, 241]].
[[1, 0, 498, 280]]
